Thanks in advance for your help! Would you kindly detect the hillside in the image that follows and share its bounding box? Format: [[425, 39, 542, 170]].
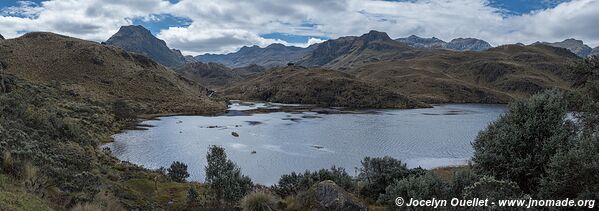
[[0, 32, 224, 114], [222, 66, 427, 109], [349, 44, 578, 103], [173, 62, 242, 88], [297, 30, 416, 70], [396, 35, 492, 51], [196, 43, 316, 68], [104, 25, 187, 68], [538, 38, 593, 57]]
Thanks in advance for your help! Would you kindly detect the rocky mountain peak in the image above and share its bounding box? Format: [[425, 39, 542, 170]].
[[445, 38, 492, 51], [105, 25, 186, 68], [540, 38, 592, 57], [360, 30, 392, 42]]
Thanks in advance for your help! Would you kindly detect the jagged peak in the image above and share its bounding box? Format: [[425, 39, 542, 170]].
[[360, 30, 392, 41]]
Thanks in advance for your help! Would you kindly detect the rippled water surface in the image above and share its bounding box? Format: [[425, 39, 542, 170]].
[[106, 104, 506, 185]]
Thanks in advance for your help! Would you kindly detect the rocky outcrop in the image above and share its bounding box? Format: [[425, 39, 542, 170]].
[[195, 43, 317, 68], [396, 35, 446, 48], [301, 180, 367, 211], [0, 34, 4, 40], [590, 47, 599, 57], [539, 38, 593, 57], [105, 25, 187, 68], [173, 61, 242, 88], [396, 35, 492, 51], [445, 38, 492, 51]]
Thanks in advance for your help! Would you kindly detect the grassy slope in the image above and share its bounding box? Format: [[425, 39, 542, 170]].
[[223, 66, 428, 109], [0, 32, 225, 114], [0, 33, 227, 210], [350, 44, 578, 103]]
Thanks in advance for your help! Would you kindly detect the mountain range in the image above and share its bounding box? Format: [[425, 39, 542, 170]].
[[538, 38, 595, 57], [104, 25, 187, 68], [0, 32, 223, 113], [195, 43, 318, 68], [395, 35, 492, 51]]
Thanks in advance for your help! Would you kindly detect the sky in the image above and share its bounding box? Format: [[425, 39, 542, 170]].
[[0, 0, 597, 55]]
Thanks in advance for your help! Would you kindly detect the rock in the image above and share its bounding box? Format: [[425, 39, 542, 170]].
[[445, 38, 492, 51], [231, 132, 239, 137], [540, 38, 593, 57], [307, 180, 367, 211], [0, 34, 4, 40]]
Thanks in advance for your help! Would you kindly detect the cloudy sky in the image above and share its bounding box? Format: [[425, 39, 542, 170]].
[[1, 0, 598, 55]]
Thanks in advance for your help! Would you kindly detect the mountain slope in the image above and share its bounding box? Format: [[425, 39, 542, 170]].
[[196, 43, 316, 68], [223, 66, 427, 108], [395, 35, 446, 48], [590, 47, 599, 56], [395, 35, 492, 51], [445, 38, 492, 51], [539, 38, 593, 57], [298, 30, 416, 70], [0, 32, 224, 113], [104, 25, 187, 68], [349, 44, 578, 103], [173, 62, 242, 88]]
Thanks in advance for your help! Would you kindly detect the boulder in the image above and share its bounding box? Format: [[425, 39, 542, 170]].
[[303, 180, 367, 211]]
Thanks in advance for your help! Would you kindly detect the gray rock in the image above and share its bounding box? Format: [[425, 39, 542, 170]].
[[539, 38, 593, 57], [0, 34, 4, 40], [396, 35, 446, 48], [590, 46, 599, 57], [105, 25, 187, 68], [313, 180, 366, 211], [444, 38, 492, 51]]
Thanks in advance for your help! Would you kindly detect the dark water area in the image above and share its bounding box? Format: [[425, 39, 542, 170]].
[[105, 104, 506, 185]]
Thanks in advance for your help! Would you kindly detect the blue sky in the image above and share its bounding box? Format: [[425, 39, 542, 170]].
[[1, 0, 596, 55]]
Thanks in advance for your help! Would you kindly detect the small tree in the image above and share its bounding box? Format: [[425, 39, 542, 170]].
[[205, 145, 253, 207], [378, 172, 447, 206], [185, 186, 200, 210], [167, 161, 189, 182], [112, 100, 136, 121], [358, 156, 410, 199], [472, 89, 575, 193]]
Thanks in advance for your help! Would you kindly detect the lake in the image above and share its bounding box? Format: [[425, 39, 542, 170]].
[[105, 103, 506, 185]]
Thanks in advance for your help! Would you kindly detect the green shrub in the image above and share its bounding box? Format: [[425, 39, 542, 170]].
[[240, 190, 279, 211], [472, 89, 575, 193], [273, 166, 354, 197], [449, 167, 479, 198], [539, 135, 599, 199], [205, 145, 253, 207], [378, 172, 447, 206], [358, 156, 410, 200], [463, 176, 522, 201], [167, 161, 190, 183]]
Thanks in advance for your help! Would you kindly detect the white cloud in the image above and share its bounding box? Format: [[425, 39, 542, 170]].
[[1, 0, 598, 55]]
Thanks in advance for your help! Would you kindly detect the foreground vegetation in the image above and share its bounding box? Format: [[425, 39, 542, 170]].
[[0, 56, 597, 210]]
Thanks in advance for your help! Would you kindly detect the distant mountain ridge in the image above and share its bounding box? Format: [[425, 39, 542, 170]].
[[538, 38, 593, 57], [104, 25, 187, 68], [592, 47, 599, 56], [195, 43, 317, 68], [297, 30, 414, 69], [395, 35, 492, 51]]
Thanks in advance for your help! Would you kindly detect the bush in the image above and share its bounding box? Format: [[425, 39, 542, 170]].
[[463, 176, 522, 201], [167, 161, 190, 183], [112, 100, 136, 121], [378, 172, 447, 206], [539, 135, 599, 199], [240, 190, 279, 211], [472, 89, 575, 193], [273, 166, 354, 197], [185, 186, 200, 210], [449, 167, 479, 198], [205, 145, 253, 207], [358, 156, 410, 199]]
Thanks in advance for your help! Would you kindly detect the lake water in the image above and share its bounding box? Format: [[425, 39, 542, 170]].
[[105, 104, 506, 185]]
